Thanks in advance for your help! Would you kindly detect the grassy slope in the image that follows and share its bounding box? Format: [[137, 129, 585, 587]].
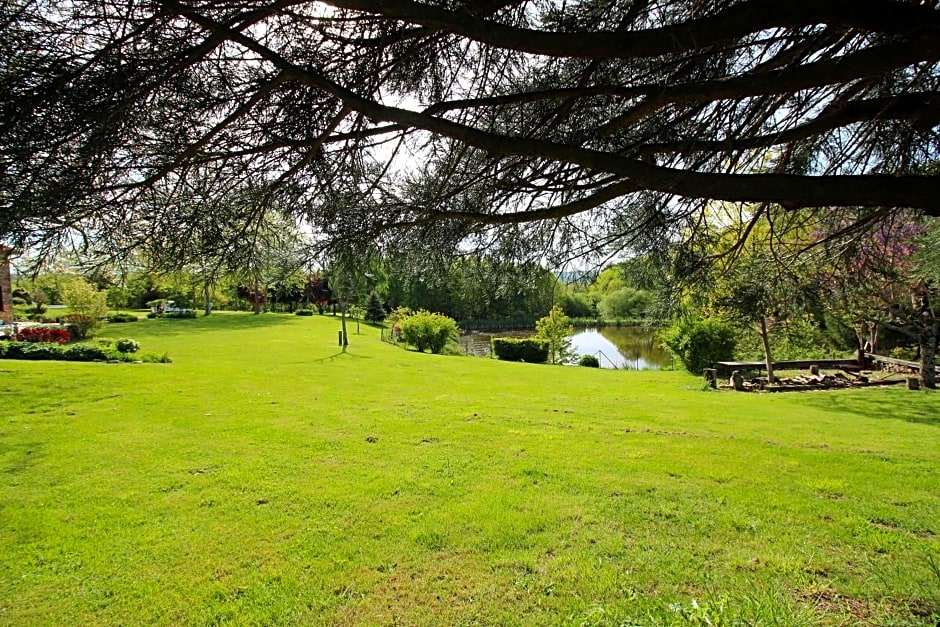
[[1, 313, 938, 626]]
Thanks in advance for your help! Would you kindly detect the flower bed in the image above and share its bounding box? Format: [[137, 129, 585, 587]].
[[15, 327, 70, 344]]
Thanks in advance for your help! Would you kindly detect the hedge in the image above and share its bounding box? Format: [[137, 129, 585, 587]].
[[0, 340, 169, 363], [490, 337, 549, 363]]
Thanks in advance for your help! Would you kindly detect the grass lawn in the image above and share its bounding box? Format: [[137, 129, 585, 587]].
[[1, 312, 938, 625]]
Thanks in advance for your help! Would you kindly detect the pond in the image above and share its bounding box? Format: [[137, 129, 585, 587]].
[[459, 326, 673, 370]]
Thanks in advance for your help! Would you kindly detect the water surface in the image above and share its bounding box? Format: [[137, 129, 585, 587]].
[[459, 326, 671, 369]]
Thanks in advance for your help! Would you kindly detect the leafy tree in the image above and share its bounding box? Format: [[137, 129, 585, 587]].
[[305, 276, 333, 314], [3, 0, 937, 266], [590, 267, 629, 296], [660, 318, 737, 375], [822, 216, 937, 388], [598, 287, 653, 321], [708, 247, 811, 383], [557, 290, 595, 319], [60, 275, 108, 338], [536, 305, 574, 365], [382, 252, 556, 322]]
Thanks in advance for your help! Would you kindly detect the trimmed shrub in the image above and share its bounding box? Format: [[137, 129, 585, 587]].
[[659, 318, 737, 374], [491, 337, 549, 363], [294, 309, 314, 316], [147, 312, 159, 319], [399, 310, 460, 354], [163, 310, 196, 319], [108, 313, 139, 323], [0, 342, 61, 360], [578, 354, 600, 367], [11, 297, 28, 306], [0, 340, 168, 363]]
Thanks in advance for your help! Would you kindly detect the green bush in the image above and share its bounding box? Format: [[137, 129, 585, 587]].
[[147, 312, 159, 319], [62, 313, 99, 339], [0, 342, 63, 360], [62, 344, 112, 361], [659, 318, 737, 374], [115, 338, 140, 353], [11, 297, 28, 306], [491, 337, 549, 363], [163, 310, 196, 319], [0, 340, 168, 363], [108, 313, 139, 323], [578, 354, 600, 367], [294, 309, 314, 316], [399, 310, 460, 354], [141, 352, 173, 364]]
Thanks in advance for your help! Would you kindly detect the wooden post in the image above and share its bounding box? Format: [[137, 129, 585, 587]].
[[703, 368, 717, 389], [730, 370, 745, 391], [809, 364, 820, 376], [907, 377, 920, 391]]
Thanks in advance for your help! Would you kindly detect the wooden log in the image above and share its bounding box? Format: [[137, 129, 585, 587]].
[[730, 370, 745, 391], [809, 364, 820, 376], [907, 377, 920, 390]]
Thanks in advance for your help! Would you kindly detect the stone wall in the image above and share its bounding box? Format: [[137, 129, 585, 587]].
[[0, 246, 13, 324]]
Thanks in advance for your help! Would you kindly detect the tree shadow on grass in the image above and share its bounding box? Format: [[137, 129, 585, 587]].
[[310, 350, 372, 363], [126, 312, 294, 339], [801, 390, 939, 427]]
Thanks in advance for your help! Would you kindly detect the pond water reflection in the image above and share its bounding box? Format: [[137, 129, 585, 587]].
[[459, 326, 672, 370]]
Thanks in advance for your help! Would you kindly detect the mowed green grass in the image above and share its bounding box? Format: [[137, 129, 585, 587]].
[[1, 313, 938, 626]]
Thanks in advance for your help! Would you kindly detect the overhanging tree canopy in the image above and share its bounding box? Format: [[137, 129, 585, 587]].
[[1, 0, 938, 261]]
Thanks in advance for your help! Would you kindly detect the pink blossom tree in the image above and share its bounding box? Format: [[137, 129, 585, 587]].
[[823, 216, 937, 388]]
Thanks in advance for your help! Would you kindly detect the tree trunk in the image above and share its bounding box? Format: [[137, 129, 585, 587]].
[[919, 322, 937, 389], [759, 317, 775, 383], [253, 285, 261, 315], [203, 280, 212, 316], [340, 305, 349, 352]]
